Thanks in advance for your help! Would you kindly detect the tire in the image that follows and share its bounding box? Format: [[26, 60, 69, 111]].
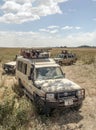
[[18, 79, 24, 97], [71, 61, 73, 65], [34, 96, 52, 116], [73, 103, 82, 111], [12, 69, 16, 74], [69, 61, 73, 65], [59, 61, 62, 66]]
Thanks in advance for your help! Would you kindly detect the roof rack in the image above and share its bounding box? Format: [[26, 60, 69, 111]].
[[20, 49, 50, 59]]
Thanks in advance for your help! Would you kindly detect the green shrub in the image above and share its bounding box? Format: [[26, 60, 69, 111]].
[[0, 100, 14, 125], [0, 93, 34, 129], [16, 110, 28, 125]]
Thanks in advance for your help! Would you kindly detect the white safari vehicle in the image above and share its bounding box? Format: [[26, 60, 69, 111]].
[[3, 61, 16, 74], [16, 50, 85, 115], [54, 50, 77, 65]]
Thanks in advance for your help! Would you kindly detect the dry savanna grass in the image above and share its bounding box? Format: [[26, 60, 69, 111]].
[[0, 47, 96, 64], [0, 47, 96, 130], [0, 48, 20, 63]]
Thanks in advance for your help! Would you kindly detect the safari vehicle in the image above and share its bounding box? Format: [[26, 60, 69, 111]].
[[16, 49, 85, 115], [54, 50, 77, 65], [2, 61, 16, 74]]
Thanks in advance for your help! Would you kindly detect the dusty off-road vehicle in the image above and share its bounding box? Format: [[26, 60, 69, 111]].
[[2, 61, 16, 74], [54, 50, 77, 65], [16, 49, 85, 115]]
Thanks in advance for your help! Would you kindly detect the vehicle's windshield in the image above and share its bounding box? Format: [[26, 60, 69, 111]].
[[36, 67, 64, 80]]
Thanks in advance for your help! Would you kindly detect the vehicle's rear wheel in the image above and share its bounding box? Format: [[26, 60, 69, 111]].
[[18, 79, 24, 97], [71, 61, 73, 65], [69, 61, 73, 65]]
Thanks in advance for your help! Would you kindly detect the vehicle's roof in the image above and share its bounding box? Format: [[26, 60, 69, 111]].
[[35, 63, 59, 68], [58, 53, 74, 56], [17, 57, 59, 67], [4, 61, 16, 66]]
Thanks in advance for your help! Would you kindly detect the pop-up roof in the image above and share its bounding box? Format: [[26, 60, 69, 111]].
[[20, 49, 50, 59]]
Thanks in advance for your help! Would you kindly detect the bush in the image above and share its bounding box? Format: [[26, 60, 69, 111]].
[[16, 110, 28, 125], [0, 100, 14, 125], [0, 93, 34, 130]]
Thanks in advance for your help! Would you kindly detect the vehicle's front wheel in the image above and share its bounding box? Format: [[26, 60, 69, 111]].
[[34, 95, 52, 116], [59, 61, 63, 66], [73, 103, 82, 111], [12, 69, 16, 74]]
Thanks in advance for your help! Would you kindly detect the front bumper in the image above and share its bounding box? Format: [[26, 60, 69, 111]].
[[45, 97, 84, 108], [39, 95, 85, 109], [44, 89, 85, 108]]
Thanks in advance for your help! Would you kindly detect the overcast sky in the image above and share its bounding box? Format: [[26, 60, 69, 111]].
[[0, 0, 96, 47]]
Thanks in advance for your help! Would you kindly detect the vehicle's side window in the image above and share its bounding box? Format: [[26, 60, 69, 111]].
[[17, 61, 27, 75], [64, 55, 67, 59], [22, 63, 27, 74], [68, 55, 71, 58], [17, 61, 22, 72], [71, 55, 73, 58]]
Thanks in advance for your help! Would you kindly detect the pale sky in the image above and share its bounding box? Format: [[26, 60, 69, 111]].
[[0, 0, 96, 47]]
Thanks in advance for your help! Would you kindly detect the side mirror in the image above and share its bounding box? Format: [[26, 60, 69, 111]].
[[28, 73, 34, 80]]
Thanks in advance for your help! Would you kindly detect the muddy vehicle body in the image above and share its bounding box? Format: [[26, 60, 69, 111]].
[[16, 50, 85, 115], [2, 61, 16, 74], [54, 52, 77, 66]]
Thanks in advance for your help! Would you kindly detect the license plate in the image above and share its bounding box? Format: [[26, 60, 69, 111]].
[[64, 99, 73, 106]]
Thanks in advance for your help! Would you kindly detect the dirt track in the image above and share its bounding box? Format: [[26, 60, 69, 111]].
[[0, 62, 96, 130]]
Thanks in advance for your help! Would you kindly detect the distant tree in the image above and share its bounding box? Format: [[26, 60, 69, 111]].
[[78, 45, 91, 48]]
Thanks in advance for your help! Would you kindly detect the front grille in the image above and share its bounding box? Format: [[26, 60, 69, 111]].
[[4, 65, 13, 69], [55, 91, 76, 99]]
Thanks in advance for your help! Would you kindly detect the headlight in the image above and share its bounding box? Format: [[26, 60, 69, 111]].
[[76, 89, 85, 97], [46, 93, 54, 99], [63, 92, 68, 96]]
